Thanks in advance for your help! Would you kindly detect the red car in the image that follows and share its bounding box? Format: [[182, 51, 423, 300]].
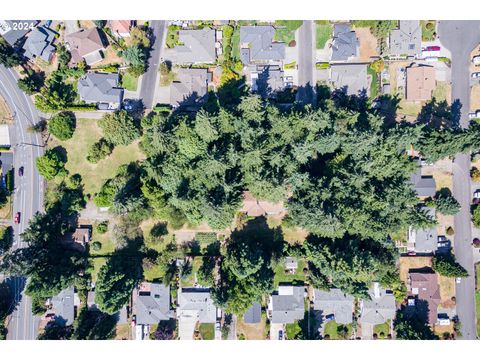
[[14, 212, 20, 224], [423, 46, 441, 52]]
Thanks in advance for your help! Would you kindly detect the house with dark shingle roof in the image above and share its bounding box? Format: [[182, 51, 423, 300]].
[[410, 162, 436, 198], [65, 27, 105, 66], [244, 302, 262, 324], [408, 271, 441, 325], [268, 285, 305, 324], [240, 26, 285, 65], [0, 20, 38, 47], [170, 68, 211, 110], [329, 63, 368, 96], [389, 21, 422, 58], [45, 287, 75, 326], [22, 25, 56, 62], [407, 207, 437, 254], [78, 72, 124, 110], [312, 288, 354, 325], [175, 27, 216, 64], [134, 282, 172, 325], [331, 24, 359, 62]]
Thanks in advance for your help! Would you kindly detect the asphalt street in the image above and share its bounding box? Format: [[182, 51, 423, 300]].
[[438, 21, 480, 340], [139, 20, 167, 109], [0, 65, 44, 340], [296, 20, 316, 106]]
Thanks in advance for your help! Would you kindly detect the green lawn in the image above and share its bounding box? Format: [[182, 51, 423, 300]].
[[323, 321, 352, 340], [89, 225, 114, 256], [90, 257, 108, 283], [421, 20, 437, 41], [273, 258, 306, 287], [316, 24, 332, 49], [373, 320, 391, 338], [286, 321, 302, 340], [52, 118, 144, 196], [181, 257, 204, 287], [199, 323, 214, 340], [231, 27, 240, 60], [432, 81, 449, 103], [274, 20, 303, 44], [368, 66, 379, 99], [121, 72, 138, 91]]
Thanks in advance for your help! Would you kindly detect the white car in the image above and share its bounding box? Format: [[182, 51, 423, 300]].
[[456, 277, 462, 284], [473, 56, 480, 65], [472, 72, 480, 78]]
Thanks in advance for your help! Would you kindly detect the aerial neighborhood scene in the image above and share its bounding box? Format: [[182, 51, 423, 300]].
[[2, 17, 480, 343]]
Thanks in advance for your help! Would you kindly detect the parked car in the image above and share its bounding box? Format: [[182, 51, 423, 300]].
[[474, 190, 480, 199], [437, 241, 450, 249], [18, 166, 24, 177], [285, 76, 293, 81], [472, 238, 480, 247], [14, 212, 20, 224], [215, 322, 221, 331], [472, 72, 480, 78], [456, 277, 462, 284], [278, 330, 283, 340], [423, 46, 441, 52], [473, 55, 480, 65], [325, 314, 335, 321]]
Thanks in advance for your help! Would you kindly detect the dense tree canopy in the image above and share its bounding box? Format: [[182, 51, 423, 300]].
[[99, 110, 140, 146], [36, 148, 67, 180], [48, 111, 76, 140]]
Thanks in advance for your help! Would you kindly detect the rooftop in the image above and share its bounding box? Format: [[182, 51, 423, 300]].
[[406, 64, 436, 101], [175, 27, 216, 64], [408, 271, 441, 325], [135, 282, 171, 325], [240, 26, 285, 65], [22, 26, 56, 62], [178, 288, 216, 324], [170, 68, 210, 109], [330, 63, 368, 96], [269, 285, 305, 324], [65, 27, 105, 65], [331, 24, 359, 62], [78, 72, 123, 107], [389, 20, 422, 57], [313, 288, 355, 325], [360, 283, 396, 326]]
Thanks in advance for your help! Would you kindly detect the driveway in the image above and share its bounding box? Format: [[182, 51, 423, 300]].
[[64, 20, 80, 36], [270, 323, 284, 340], [438, 20, 480, 340], [296, 20, 316, 106]]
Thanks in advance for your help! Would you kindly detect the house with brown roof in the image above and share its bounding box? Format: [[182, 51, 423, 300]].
[[408, 271, 441, 325], [405, 64, 436, 101], [240, 191, 286, 217], [62, 227, 91, 252], [65, 28, 105, 66], [109, 20, 132, 38]]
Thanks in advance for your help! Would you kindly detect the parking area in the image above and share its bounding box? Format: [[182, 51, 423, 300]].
[[269, 323, 284, 340]]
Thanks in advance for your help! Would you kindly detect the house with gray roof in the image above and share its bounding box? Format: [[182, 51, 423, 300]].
[[178, 288, 216, 324], [312, 288, 354, 325], [389, 21, 422, 57], [46, 287, 75, 326], [268, 285, 305, 324], [134, 282, 171, 325], [240, 26, 285, 65], [170, 68, 211, 110], [77, 72, 123, 110], [407, 207, 437, 254], [244, 302, 262, 324], [330, 63, 368, 96], [0, 20, 38, 47], [22, 26, 56, 62], [359, 283, 396, 326], [331, 24, 359, 62], [410, 162, 436, 198], [251, 65, 285, 99], [175, 27, 216, 64]]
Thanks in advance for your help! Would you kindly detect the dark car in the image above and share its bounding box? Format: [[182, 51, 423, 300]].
[[325, 314, 335, 321], [14, 212, 20, 224], [18, 166, 24, 177], [278, 330, 283, 340]]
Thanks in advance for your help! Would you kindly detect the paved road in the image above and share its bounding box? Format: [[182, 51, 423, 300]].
[[296, 20, 316, 106], [438, 21, 480, 340], [0, 65, 44, 340], [139, 20, 167, 109]]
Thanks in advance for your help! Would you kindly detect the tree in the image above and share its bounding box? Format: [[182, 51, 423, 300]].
[[48, 112, 76, 140], [431, 188, 460, 216], [0, 226, 13, 256], [121, 45, 146, 67], [34, 72, 76, 112], [86, 138, 113, 163], [394, 306, 439, 340], [0, 40, 22, 68], [35, 148, 67, 180], [99, 110, 140, 146], [433, 253, 468, 278], [17, 71, 44, 95], [38, 321, 72, 340], [93, 20, 106, 28], [72, 307, 117, 340], [96, 221, 108, 234], [130, 27, 150, 48]]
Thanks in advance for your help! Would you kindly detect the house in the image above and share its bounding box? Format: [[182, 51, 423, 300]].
[[410, 163, 436, 197], [330, 63, 368, 96], [312, 288, 354, 325], [0, 20, 38, 47], [22, 26, 56, 62], [251, 65, 285, 99], [243, 302, 262, 324], [285, 257, 298, 273], [407, 208, 437, 254], [134, 282, 171, 325], [331, 24, 359, 62], [109, 20, 132, 38], [87, 291, 128, 324], [408, 271, 441, 325], [45, 287, 75, 326], [61, 226, 91, 252], [177, 288, 216, 340], [65, 27, 105, 66], [389, 21, 422, 58], [175, 28, 216, 64], [240, 26, 285, 65], [170, 68, 211, 110], [240, 191, 286, 217], [359, 282, 396, 326], [406, 64, 436, 101], [77, 72, 124, 110], [268, 285, 305, 324]]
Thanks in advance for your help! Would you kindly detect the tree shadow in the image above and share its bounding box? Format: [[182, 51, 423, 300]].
[[417, 97, 462, 129]]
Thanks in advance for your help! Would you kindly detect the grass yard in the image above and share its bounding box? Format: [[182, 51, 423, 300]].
[[52, 118, 144, 196], [198, 323, 214, 340], [285, 321, 302, 340], [274, 20, 303, 44], [316, 24, 332, 49], [398, 99, 422, 118], [180, 257, 204, 287], [231, 27, 240, 61], [421, 21, 437, 41], [432, 81, 451, 103], [273, 258, 306, 287], [0, 196, 12, 219], [115, 324, 131, 340], [373, 320, 391, 338], [166, 26, 180, 48], [399, 256, 433, 283], [0, 95, 12, 124], [89, 257, 108, 283], [89, 226, 114, 256], [236, 313, 267, 340], [323, 320, 352, 340], [368, 66, 379, 99], [121, 72, 138, 91]]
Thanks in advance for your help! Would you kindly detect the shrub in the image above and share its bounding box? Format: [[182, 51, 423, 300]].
[[288, 40, 296, 47], [48, 112, 76, 140], [150, 222, 168, 238], [99, 111, 140, 146], [471, 167, 480, 182], [96, 221, 109, 234], [91, 241, 102, 251], [446, 226, 454, 236], [86, 138, 113, 163], [433, 188, 460, 216], [36, 148, 67, 180], [473, 205, 480, 228], [433, 253, 468, 278], [5, 169, 13, 194]]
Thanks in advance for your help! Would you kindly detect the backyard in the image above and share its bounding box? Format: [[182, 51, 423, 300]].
[[274, 20, 303, 44], [316, 23, 332, 49], [273, 258, 306, 287], [51, 118, 144, 196], [198, 323, 214, 340], [323, 320, 352, 340]]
